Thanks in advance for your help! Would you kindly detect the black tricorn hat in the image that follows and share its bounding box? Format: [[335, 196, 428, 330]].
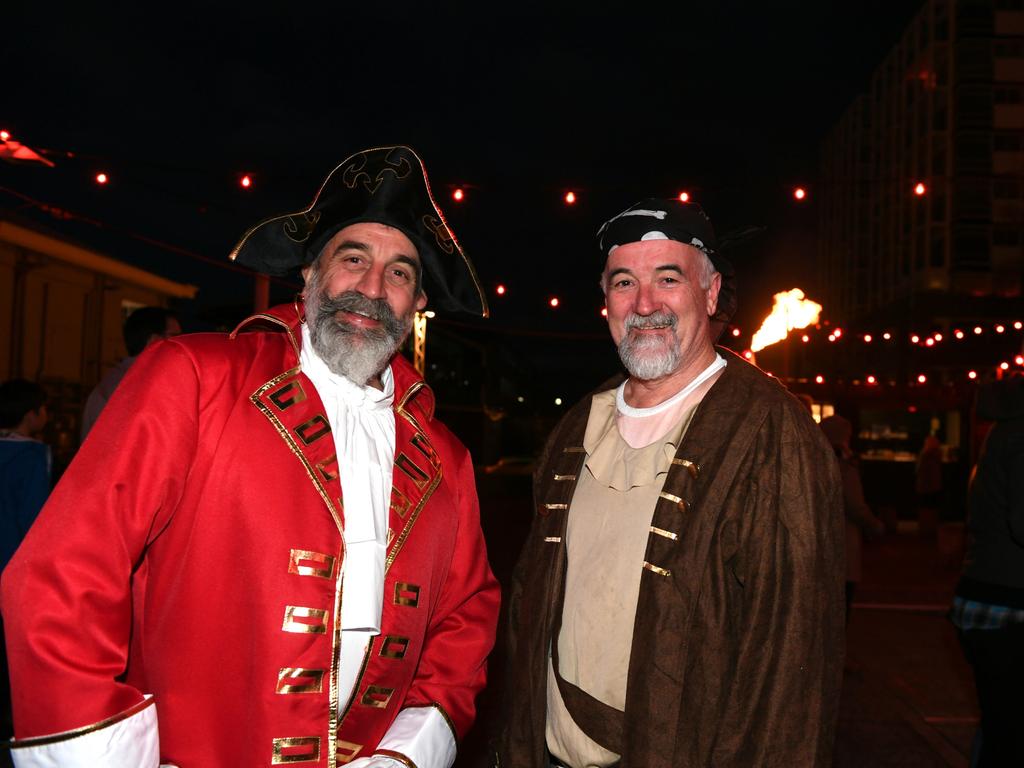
[[230, 145, 488, 317]]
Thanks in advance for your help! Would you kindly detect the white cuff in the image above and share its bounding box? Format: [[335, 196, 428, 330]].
[[372, 705, 457, 768], [11, 696, 159, 768]]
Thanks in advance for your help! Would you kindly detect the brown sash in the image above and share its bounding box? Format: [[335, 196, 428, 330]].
[[550, 564, 626, 756]]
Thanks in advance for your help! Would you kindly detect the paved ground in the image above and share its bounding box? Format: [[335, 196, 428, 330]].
[[834, 526, 977, 767]]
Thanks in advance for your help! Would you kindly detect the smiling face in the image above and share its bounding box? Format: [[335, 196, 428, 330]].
[[302, 222, 427, 387], [602, 239, 720, 384]]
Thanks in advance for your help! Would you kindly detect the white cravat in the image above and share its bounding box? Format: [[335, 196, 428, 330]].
[[300, 324, 395, 711]]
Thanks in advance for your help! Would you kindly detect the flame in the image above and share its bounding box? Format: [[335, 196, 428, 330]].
[[750, 288, 823, 352]]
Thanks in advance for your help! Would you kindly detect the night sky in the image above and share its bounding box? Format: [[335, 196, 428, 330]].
[[4, 2, 923, 343]]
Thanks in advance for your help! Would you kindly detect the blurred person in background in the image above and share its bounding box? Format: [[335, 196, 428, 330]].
[[80, 306, 181, 440], [0, 379, 51, 760], [950, 376, 1024, 767], [820, 414, 885, 621]]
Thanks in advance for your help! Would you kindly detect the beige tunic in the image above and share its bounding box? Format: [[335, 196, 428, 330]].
[[546, 389, 703, 768]]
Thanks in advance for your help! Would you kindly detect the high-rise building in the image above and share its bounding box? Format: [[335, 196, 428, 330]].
[[820, 0, 1024, 329]]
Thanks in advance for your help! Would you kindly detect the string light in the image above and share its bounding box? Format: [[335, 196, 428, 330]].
[[974, 326, 983, 335], [801, 334, 810, 343], [601, 307, 608, 318], [743, 351, 753, 360], [996, 324, 1005, 333], [678, 191, 690, 202], [955, 329, 965, 339], [95, 172, 108, 185], [549, 297, 560, 308], [0, 130, 9, 142], [564, 191, 577, 205], [833, 328, 843, 338], [968, 370, 978, 380], [240, 174, 252, 188], [911, 334, 920, 343], [917, 374, 927, 384], [731, 328, 741, 337], [914, 182, 927, 196], [453, 188, 465, 202], [925, 338, 935, 347], [863, 334, 872, 343], [934, 332, 943, 341], [815, 375, 825, 384], [883, 332, 891, 340], [1015, 322, 1023, 330], [866, 375, 877, 384], [495, 284, 506, 296], [794, 187, 807, 201], [1000, 362, 1010, 371], [1016, 355, 1024, 366]]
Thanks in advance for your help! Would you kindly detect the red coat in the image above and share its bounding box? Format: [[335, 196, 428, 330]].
[[1, 304, 499, 767]]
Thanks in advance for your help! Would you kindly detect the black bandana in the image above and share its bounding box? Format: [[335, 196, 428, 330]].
[[597, 198, 736, 325]]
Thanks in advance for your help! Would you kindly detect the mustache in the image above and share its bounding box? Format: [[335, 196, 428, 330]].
[[623, 310, 678, 331], [315, 290, 404, 336]]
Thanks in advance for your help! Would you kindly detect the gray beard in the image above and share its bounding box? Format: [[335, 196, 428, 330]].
[[617, 310, 681, 381], [304, 280, 413, 387]]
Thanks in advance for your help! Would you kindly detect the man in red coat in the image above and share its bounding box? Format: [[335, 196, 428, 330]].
[[1, 146, 500, 768]]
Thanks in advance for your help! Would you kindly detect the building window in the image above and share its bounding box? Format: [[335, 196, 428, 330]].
[[993, 179, 1024, 199], [994, 86, 1024, 104], [994, 39, 1024, 58], [994, 133, 1024, 151], [993, 226, 1023, 246]]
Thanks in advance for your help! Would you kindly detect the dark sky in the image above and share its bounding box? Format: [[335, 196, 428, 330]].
[[3, 1, 923, 338]]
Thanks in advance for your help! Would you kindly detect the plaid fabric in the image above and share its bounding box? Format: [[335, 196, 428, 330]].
[[950, 596, 1024, 630]]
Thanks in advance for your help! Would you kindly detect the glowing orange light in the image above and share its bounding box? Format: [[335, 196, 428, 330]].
[[1000, 362, 1010, 371], [911, 334, 920, 343], [863, 334, 872, 343], [453, 188, 465, 202], [0, 130, 9, 142], [731, 328, 741, 337], [996, 324, 1005, 333], [1015, 355, 1024, 365], [240, 174, 252, 188], [925, 338, 935, 347], [495, 284, 506, 296], [974, 326, 983, 335], [549, 297, 560, 308], [883, 332, 892, 340], [95, 172, 108, 184], [914, 182, 927, 196], [564, 191, 576, 205], [867, 375, 877, 385], [955, 330, 964, 339], [601, 307, 608, 318], [1015, 321, 1023, 330], [968, 370, 978, 380], [815, 375, 824, 384], [794, 187, 807, 201], [801, 334, 810, 343], [917, 374, 927, 384], [678, 191, 690, 202]]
